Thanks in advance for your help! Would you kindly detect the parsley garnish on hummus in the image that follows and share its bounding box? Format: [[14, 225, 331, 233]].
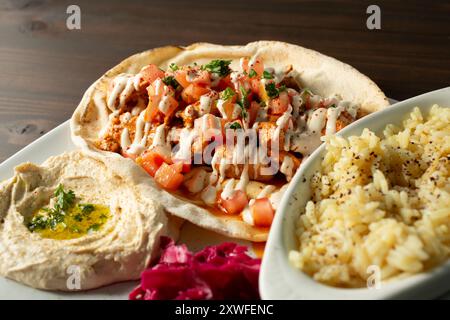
[[27, 184, 109, 240]]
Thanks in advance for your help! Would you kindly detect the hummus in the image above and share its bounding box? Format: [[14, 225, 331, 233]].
[[0, 151, 178, 291]]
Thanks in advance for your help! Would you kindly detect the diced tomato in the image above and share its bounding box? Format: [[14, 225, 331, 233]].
[[241, 58, 249, 73], [216, 74, 233, 91], [174, 69, 190, 88], [248, 101, 260, 127], [182, 163, 191, 173], [192, 70, 211, 86], [147, 81, 160, 97], [250, 58, 264, 77], [147, 79, 175, 98], [172, 158, 191, 173], [154, 162, 184, 191], [217, 93, 239, 120], [182, 84, 210, 104], [144, 95, 161, 122], [160, 94, 179, 117], [242, 57, 264, 77], [175, 68, 211, 88], [250, 198, 275, 227], [250, 78, 261, 95], [138, 64, 165, 89], [153, 146, 173, 163], [220, 190, 248, 215], [139, 147, 172, 177], [139, 157, 160, 177], [269, 91, 290, 115], [139, 153, 161, 177], [223, 99, 236, 120], [145, 86, 178, 122]]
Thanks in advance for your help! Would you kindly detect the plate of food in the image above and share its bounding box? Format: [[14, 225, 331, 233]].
[[261, 87, 450, 299], [0, 41, 391, 299]]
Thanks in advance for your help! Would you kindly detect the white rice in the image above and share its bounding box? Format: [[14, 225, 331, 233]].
[[289, 105, 450, 288]]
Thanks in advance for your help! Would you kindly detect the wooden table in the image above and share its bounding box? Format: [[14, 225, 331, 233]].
[[0, 0, 449, 162]]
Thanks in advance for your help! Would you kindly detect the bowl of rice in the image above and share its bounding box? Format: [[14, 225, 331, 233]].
[[260, 87, 450, 299]]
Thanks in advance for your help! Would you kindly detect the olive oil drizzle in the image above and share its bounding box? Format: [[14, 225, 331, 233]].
[[27, 184, 110, 240]]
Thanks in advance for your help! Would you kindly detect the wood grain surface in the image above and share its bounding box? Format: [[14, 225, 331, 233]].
[[0, 0, 449, 162]]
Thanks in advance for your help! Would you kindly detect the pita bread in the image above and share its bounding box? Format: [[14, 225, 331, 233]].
[[71, 41, 389, 242]]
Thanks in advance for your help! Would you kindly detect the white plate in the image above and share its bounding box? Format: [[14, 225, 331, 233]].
[[260, 87, 450, 300], [0, 121, 251, 300], [0, 96, 410, 300]]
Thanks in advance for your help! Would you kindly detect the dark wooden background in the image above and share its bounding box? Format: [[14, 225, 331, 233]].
[[0, 0, 449, 162]]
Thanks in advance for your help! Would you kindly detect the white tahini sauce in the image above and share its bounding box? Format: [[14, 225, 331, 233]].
[[257, 185, 277, 199], [216, 99, 228, 119], [151, 124, 166, 148], [199, 95, 212, 115], [127, 110, 150, 156], [173, 128, 196, 162], [108, 74, 136, 110], [120, 128, 131, 150], [221, 179, 235, 200], [290, 108, 327, 156], [158, 95, 172, 114], [235, 165, 249, 191]]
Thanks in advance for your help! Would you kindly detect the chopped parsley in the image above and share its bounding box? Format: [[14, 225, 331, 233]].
[[202, 59, 232, 77], [240, 107, 248, 119], [79, 203, 95, 215], [28, 214, 52, 232], [54, 184, 75, 212], [27, 185, 109, 239], [72, 204, 95, 223], [265, 82, 280, 99], [28, 184, 75, 232], [169, 63, 179, 71], [278, 84, 287, 92], [220, 87, 235, 101], [236, 86, 250, 119], [238, 86, 250, 108], [248, 69, 257, 78], [88, 224, 100, 232], [262, 70, 274, 79], [162, 76, 180, 89], [71, 226, 81, 233], [229, 122, 242, 130]]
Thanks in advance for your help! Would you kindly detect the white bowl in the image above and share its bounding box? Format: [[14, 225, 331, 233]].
[[260, 87, 450, 299]]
